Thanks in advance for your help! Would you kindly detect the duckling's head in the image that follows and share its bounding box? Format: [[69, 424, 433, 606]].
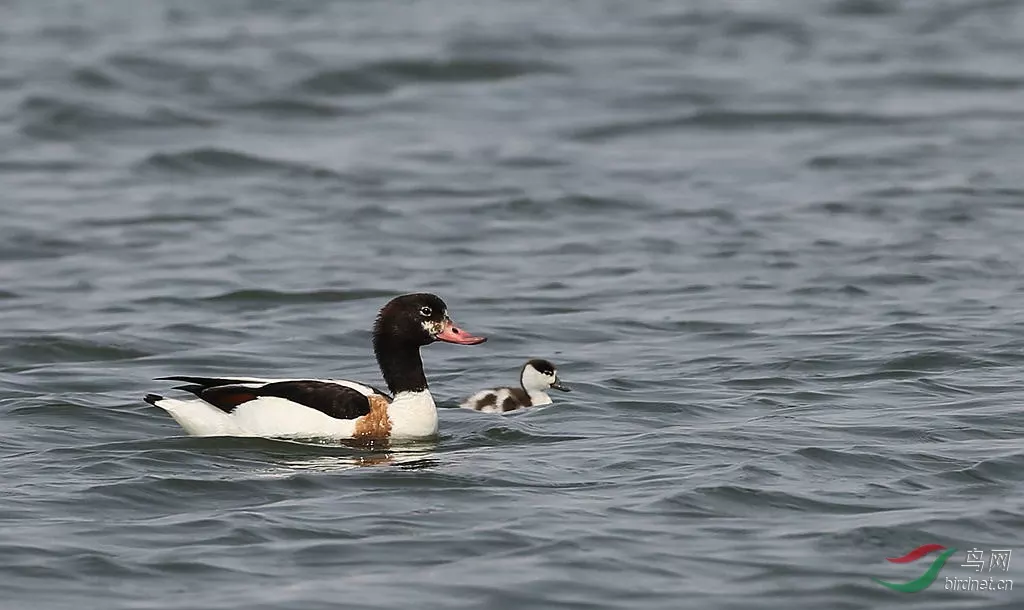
[[520, 359, 570, 394]]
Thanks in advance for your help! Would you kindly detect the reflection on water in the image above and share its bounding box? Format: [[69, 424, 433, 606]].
[[264, 439, 441, 474]]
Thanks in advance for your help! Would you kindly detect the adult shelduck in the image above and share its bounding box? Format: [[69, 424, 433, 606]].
[[144, 293, 485, 440]]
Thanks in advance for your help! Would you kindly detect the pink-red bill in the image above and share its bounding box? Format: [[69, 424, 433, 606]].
[[436, 318, 486, 345]]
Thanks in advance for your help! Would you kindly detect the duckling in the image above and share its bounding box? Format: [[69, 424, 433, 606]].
[[460, 359, 570, 413]]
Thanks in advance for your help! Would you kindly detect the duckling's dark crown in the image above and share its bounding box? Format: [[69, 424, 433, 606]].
[[524, 359, 557, 376]]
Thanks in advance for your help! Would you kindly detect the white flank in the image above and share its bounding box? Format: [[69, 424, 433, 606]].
[[152, 396, 359, 439]]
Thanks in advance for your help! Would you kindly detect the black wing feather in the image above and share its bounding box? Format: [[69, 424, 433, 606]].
[[157, 376, 377, 420], [196, 385, 262, 411], [252, 381, 372, 420], [157, 376, 253, 388]]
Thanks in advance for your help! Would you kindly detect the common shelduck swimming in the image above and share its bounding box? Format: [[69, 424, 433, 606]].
[[144, 293, 486, 440], [459, 359, 570, 413]]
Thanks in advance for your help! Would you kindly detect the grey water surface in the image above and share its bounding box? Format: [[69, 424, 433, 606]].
[[2, 1, 1023, 609]]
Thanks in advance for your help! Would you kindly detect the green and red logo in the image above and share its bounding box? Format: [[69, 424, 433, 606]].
[[872, 544, 957, 593]]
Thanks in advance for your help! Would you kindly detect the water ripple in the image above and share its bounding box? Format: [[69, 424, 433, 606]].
[[136, 147, 342, 179], [297, 57, 561, 96]]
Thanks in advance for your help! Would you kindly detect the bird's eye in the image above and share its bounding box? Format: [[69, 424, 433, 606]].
[[420, 306, 433, 317]]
